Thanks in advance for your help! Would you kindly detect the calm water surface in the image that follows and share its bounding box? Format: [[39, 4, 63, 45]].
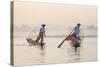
[[14, 37, 97, 66]]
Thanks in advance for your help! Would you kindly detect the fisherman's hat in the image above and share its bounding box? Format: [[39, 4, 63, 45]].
[[41, 24, 46, 26], [77, 23, 81, 26]]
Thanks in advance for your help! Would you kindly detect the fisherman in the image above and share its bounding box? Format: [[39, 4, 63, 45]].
[[58, 23, 81, 48], [71, 23, 81, 40], [35, 24, 46, 45]]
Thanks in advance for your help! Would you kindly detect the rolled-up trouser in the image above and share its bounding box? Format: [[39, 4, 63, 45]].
[[36, 32, 44, 43]]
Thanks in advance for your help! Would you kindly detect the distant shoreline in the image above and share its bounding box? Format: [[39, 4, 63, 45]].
[[14, 35, 97, 38]]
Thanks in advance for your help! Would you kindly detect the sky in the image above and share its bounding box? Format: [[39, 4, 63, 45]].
[[14, 1, 97, 27]]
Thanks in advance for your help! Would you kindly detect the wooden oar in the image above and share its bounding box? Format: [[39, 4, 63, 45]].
[[57, 30, 73, 48], [57, 39, 66, 48]]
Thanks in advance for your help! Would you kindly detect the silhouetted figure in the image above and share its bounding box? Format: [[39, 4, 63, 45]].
[[36, 24, 46, 46], [70, 23, 81, 52]]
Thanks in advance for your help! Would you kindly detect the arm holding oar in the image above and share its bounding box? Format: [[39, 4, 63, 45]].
[[57, 30, 73, 48]]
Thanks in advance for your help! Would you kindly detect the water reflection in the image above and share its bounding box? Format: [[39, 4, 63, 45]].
[[74, 51, 80, 62], [40, 45, 45, 63]]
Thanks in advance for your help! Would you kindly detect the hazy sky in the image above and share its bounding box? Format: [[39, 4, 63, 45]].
[[14, 1, 97, 27]]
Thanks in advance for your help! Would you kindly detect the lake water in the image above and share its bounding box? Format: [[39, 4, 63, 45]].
[[14, 37, 97, 66]]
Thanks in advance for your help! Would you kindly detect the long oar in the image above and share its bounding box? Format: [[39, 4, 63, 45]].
[[57, 30, 73, 48], [57, 39, 66, 48]]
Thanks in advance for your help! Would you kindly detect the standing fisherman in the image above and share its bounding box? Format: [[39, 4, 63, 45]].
[[35, 24, 46, 45], [58, 23, 81, 48], [71, 23, 81, 40]]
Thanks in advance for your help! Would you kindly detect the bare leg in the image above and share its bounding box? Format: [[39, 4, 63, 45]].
[[40, 33, 43, 44], [40, 33, 45, 48], [36, 33, 41, 42]]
